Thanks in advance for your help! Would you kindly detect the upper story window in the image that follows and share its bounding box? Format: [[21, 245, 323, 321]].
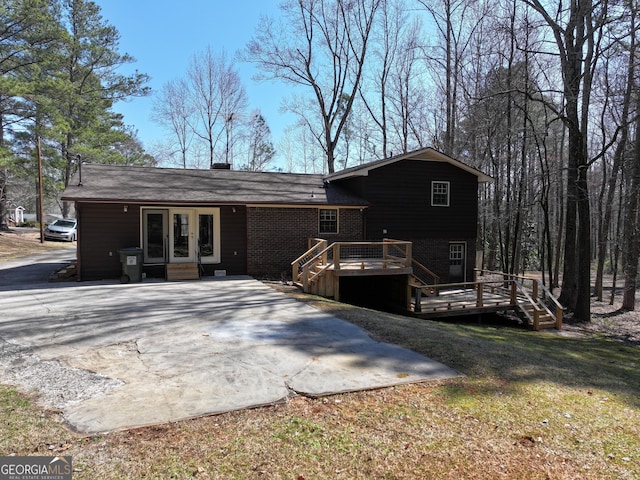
[[431, 181, 450, 207], [319, 208, 338, 234]]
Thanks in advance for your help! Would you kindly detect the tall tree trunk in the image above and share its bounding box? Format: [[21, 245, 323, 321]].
[[595, 7, 635, 301], [622, 94, 640, 310], [610, 181, 623, 304], [528, 0, 598, 320]]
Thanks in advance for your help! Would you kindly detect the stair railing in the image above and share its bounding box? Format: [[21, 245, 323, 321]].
[[291, 238, 328, 284], [475, 269, 563, 329], [292, 239, 414, 290], [384, 238, 439, 287]]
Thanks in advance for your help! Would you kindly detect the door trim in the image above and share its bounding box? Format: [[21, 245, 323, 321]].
[[141, 207, 221, 265], [449, 241, 467, 282], [142, 209, 168, 264], [170, 209, 196, 263]]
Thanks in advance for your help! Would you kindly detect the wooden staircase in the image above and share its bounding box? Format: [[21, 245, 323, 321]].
[[514, 294, 561, 330], [291, 239, 414, 301], [291, 241, 564, 331], [475, 270, 564, 330], [166, 263, 200, 281]]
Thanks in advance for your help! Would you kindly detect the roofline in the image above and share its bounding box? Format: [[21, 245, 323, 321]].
[[61, 198, 368, 208], [326, 147, 493, 183]]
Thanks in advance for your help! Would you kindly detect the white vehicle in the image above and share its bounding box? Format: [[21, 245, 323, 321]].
[[44, 218, 77, 242]]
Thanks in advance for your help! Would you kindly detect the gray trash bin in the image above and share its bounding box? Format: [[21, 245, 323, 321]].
[[118, 247, 144, 283]]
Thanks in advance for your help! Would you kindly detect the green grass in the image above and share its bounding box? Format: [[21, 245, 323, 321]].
[[1, 296, 639, 479]]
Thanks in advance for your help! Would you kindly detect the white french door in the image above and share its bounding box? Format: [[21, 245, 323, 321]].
[[142, 208, 220, 265], [143, 209, 168, 263], [170, 210, 196, 263]]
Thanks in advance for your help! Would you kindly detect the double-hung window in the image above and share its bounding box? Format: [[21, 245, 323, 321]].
[[319, 209, 338, 234], [431, 181, 450, 207]]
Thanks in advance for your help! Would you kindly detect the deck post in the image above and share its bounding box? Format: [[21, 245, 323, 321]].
[[510, 281, 517, 304], [334, 243, 340, 270], [533, 281, 539, 301], [476, 283, 483, 307], [321, 239, 328, 264], [555, 307, 563, 330], [414, 286, 422, 312], [405, 242, 412, 268], [302, 265, 310, 292]]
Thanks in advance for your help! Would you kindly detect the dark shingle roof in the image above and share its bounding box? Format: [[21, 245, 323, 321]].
[[62, 164, 368, 206], [326, 147, 493, 183]]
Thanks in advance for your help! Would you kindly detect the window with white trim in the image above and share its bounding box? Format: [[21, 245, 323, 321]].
[[319, 209, 338, 234], [431, 181, 450, 207]]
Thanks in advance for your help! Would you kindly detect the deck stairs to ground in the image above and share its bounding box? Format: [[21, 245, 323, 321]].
[[513, 287, 561, 330], [292, 240, 563, 331], [495, 272, 562, 330], [166, 263, 200, 281], [292, 238, 414, 300]]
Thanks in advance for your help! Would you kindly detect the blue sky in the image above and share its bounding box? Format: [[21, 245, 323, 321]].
[[93, 0, 293, 154]]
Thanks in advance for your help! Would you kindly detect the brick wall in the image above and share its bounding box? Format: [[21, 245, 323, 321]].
[[247, 207, 363, 278], [412, 237, 477, 283]]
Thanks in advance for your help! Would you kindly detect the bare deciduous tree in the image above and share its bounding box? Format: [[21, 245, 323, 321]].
[[152, 78, 193, 168], [524, 0, 615, 321], [187, 47, 247, 168], [244, 0, 381, 173]]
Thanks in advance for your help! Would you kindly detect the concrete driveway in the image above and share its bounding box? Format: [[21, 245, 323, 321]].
[[0, 248, 458, 434]]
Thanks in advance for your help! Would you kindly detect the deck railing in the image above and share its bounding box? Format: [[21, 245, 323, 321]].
[[474, 269, 564, 329], [384, 238, 440, 288], [413, 279, 513, 312], [291, 238, 328, 285], [292, 239, 413, 289]]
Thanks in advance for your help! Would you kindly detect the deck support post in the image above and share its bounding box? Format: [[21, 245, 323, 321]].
[[476, 283, 483, 307], [302, 265, 310, 293], [414, 287, 422, 313]]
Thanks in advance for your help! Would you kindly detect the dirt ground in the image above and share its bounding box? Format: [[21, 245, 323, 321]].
[[0, 227, 73, 261], [576, 301, 640, 344]]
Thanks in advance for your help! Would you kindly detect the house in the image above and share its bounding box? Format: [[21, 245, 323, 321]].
[[61, 148, 492, 284]]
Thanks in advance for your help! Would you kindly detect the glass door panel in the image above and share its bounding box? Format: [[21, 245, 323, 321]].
[[170, 210, 195, 262], [143, 210, 168, 263], [449, 242, 466, 282], [199, 214, 214, 260]]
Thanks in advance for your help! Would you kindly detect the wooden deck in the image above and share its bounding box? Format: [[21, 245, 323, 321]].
[[325, 259, 412, 276], [412, 287, 514, 317], [292, 240, 563, 330]]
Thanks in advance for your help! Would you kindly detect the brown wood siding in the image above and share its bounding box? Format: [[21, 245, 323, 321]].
[[216, 205, 247, 275], [77, 203, 141, 280], [77, 203, 247, 280], [343, 159, 478, 240]]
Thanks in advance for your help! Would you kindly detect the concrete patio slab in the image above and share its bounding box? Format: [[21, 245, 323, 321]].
[[0, 249, 458, 434]]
